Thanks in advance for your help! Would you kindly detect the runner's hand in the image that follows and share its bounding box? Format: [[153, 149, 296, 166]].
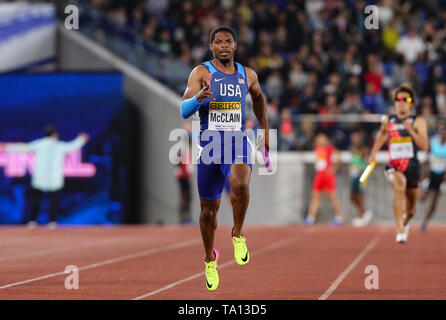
[[197, 74, 215, 103], [79, 133, 90, 142], [403, 120, 414, 135]]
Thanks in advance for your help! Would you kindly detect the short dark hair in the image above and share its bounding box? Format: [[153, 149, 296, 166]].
[[44, 125, 58, 137], [394, 83, 415, 102], [209, 26, 237, 43]]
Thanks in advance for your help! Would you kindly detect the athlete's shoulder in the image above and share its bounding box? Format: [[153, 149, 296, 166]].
[[413, 114, 427, 128], [243, 66, 260, 90], [190, 64, 210, 76], [244, 66, 257, 78], [413, 113, 425, 121], [187, 64, 210, 85]]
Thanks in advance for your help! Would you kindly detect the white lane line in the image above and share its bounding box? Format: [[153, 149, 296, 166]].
[[0, 238, 201, 290], [132, 236, 297, 300], [318, 227, 386, 300], [0, 239, 31, 247], [0, 238, 127, 263]]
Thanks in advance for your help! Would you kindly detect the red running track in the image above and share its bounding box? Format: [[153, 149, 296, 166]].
[[0, 224, 445, 300]]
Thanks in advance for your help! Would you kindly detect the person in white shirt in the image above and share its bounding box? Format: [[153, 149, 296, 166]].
[[396, 27, 425, 64], [2, 126, 89, 229]]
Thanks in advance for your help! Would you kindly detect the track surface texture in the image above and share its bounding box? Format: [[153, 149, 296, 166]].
[[0, 224, 445, 300]]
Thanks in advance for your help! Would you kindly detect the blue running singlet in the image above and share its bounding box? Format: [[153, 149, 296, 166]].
[[197, 61, 253, 200]]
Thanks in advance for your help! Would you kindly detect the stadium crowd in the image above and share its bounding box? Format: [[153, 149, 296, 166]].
[[83, 0, 446, 150]]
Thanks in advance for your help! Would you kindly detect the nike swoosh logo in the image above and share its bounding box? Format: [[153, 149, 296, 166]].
[[241, 252, 248, 262], [206, 280, 212, 289], [215, 78, 224, 82]]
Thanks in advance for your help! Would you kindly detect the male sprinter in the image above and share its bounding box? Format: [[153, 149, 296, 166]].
[[180, 26, 269, 291], [369, 84, 428, 243]]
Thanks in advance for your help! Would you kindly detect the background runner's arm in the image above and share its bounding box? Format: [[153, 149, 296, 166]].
[[370, 116, 389, 162], [333, 148, 341, 171], [246, 67, 269, 151], [404, 117, 429, 151]]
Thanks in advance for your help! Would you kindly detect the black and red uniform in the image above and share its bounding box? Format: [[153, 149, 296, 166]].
[[385, 114, 421, 188]]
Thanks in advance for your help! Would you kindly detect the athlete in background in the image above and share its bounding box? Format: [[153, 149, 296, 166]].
[[180, 26, 269, 291], [369, 83, 428, 243], [350, 131, 374, 227], [304, 132, 344, 226], [420, 122, 446, 233]]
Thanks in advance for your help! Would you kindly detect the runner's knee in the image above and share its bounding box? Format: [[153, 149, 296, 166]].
[[230, 180, 249, 197], [200, 201, 219, 223], [393, 175, 406, 192], [200, 207, 217, 223]]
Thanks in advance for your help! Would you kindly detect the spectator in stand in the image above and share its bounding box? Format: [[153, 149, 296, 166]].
[[362, 82, 385, 114], [80, 0, 446, 151], [265, 70, 284, 100], [419, 95, 437, 133], [340, 92, 364, 114], [145, 0, 169, 17], [279, 108, 296, 151], [396, 24, 426, 64], [296, 120, 316, 151], [436, 82, 446, 115]]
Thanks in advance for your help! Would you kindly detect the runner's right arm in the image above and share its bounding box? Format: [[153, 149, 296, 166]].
[[369, 115, 389, 163], [180, 66, 214, 119]]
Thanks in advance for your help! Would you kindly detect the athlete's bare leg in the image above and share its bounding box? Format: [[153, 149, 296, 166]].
[[420, 189, 430, 202], [327, 191, 342, 218], [308, 191, 321, 220], [422, 190, 440, 227], [200, 198, 221, 262], [387, 171, 407, 233], [404, 188, 419, 226], [228, 163, 251, 238], [350, 193, 366, 217]]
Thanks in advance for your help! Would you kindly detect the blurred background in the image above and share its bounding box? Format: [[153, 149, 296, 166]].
[[1, 0, 446, 226]]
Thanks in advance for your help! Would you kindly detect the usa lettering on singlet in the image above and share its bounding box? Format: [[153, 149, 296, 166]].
[[199, 61, 248, 132]]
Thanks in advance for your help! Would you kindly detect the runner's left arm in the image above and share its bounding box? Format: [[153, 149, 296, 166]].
[[246, 67, 269, 151]]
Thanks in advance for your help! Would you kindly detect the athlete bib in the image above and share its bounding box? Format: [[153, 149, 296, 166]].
[[208, 101, 242, 131], [315, 158, 327, 171], [431, 156, 446, 173], [389, 137, 414, 160]]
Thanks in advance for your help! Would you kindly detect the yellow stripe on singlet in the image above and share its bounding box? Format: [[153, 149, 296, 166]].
[[390, 137, 412, 144]]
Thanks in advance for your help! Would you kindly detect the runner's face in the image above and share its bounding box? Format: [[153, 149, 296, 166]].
[[210, 32, 236, 63], [395, 92, 413, 116], [315, 134, 328, 147], [351, 133, 361, 147]]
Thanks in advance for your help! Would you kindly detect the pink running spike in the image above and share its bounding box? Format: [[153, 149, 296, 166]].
[[213, 248, 220, 263]]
